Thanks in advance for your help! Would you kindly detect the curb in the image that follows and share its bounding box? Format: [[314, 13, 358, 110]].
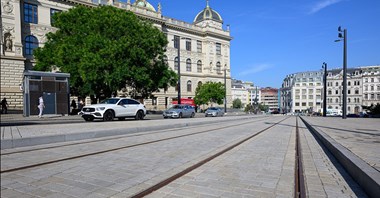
[[300, 116, 380, 198]]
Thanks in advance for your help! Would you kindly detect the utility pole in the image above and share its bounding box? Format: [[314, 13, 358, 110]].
[[322, 62, 327, 117]]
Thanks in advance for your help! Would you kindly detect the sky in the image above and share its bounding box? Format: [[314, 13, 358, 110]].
[[135, 0, 380, 88]]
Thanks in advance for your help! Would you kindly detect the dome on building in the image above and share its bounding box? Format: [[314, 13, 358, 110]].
[[133, 0, 156, 12], [194, 0, 223, 24]]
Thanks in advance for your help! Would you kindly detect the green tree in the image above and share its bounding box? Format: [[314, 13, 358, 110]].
[[232, 98, 242, 109], [194, 82, 225, 106], [34, 6, 177, 100]]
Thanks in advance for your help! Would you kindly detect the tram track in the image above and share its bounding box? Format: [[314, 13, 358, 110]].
[[295, 116, 306, 198], [1, 117, 271, 174], [130, 116, 291, 197]]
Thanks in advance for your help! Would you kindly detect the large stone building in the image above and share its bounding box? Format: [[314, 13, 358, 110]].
[[280, 65, 380, 114], [0, 0, 232, 111]]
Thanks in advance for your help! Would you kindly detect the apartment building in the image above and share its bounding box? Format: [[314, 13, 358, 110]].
[[281, 65, 380, 114]]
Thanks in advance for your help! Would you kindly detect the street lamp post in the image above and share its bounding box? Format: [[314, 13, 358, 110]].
[[176, 36, 181, 104], [322, 62, 327, 117], [335, 26, 347, 119], [224, 68, 228, 113]]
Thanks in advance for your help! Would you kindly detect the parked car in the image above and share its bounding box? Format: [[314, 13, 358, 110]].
[[205, 107, 224, 117], [80, 98, 146, 121], [163, 104, 195, 118]]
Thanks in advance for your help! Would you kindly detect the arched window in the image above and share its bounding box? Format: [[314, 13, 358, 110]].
[[216, 62, 221, 74], [335, 82, 339, 86], [186, 59, 191, 72], [25, 35, 38, 55], [335, 98, 339, 103], [348, 98, 351, 103], [174, 57, 179, 70], [197, 81, 202, 89], [197, 60, 202, 73], [187, 80, 192, 92], [348, 81, 351, 86], [328, 90, 332, 95]]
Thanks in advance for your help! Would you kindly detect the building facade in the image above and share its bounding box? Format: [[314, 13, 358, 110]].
[[260, 87, 278, 112], [362, 66, 380, 107], [281, 65, 380, 114], [0, 0, 232, 111]]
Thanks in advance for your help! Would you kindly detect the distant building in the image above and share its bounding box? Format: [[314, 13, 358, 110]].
[[261, 87, 278, 112], [281, 65, 380, 114], [361, 65, 380, 107], [230, 79, 261, 108]]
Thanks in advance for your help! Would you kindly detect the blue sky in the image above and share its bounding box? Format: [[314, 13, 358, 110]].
[[142, 0, 380, 88]]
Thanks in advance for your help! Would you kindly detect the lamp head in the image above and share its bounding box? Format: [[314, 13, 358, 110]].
[[338, 26, 342, 32], [338, 32, 344, 38]]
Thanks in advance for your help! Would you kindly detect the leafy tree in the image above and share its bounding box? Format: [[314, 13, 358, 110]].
[[34, 6, 177, 100], [362, 103, 380, 115], [232, 98, 242, 109], [194, 82, 225, 106], [244, 103, 268, 113]]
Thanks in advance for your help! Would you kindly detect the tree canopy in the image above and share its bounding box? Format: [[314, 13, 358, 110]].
[[34, 5, 177, 99], [232, 98, 242, 109], [194, 82, 225, 106]]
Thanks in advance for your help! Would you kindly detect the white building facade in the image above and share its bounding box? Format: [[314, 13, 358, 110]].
[[0, 0, 232, 111], [281, 71, 323, 113], [281, 65, 380, 114]]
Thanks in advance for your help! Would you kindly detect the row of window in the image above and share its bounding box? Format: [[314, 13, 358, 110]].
[[328, 89, 361, 95], [294, 95, 321, 100], [173, 36, 222, 55], [364, 94, 380, 100], [24, 3, 61, 25], [327, 98, 361, 103], [328, 81, 361, 86], [173, 58, 224, 74], [175, 81, 203, 93]]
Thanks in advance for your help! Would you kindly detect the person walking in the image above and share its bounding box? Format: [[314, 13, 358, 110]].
[[1, 98, 9, 114], [38, 95, 45, 118]]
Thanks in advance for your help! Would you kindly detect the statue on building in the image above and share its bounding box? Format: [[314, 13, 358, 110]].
[[4, 33, 13, 52], [158, 3, 161, 13]]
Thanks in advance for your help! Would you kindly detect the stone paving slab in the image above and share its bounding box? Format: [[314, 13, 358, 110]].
[[298, 118, 367, 197], [147, 116, 297, 197], [1, 114, 258, 149], [300, 116, 380, 198], [1, 117, 284, 198]]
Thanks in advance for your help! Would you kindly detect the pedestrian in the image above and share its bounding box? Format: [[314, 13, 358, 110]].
[[78, 99, 84, 110], [71, 99, 77, 109], [38, 95, 45, 118], [1, 98, 9, 114]]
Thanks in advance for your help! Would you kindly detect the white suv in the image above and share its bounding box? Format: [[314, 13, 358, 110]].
[[80, 98, 146, 121]]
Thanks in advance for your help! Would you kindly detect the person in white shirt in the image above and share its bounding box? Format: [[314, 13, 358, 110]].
[[38, 95, 45, 118]]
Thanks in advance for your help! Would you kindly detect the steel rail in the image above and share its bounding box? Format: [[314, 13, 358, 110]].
[[295, 117, 306, 198]]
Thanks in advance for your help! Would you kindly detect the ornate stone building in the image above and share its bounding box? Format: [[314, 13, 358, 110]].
[[0, 0, 232, 111]]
